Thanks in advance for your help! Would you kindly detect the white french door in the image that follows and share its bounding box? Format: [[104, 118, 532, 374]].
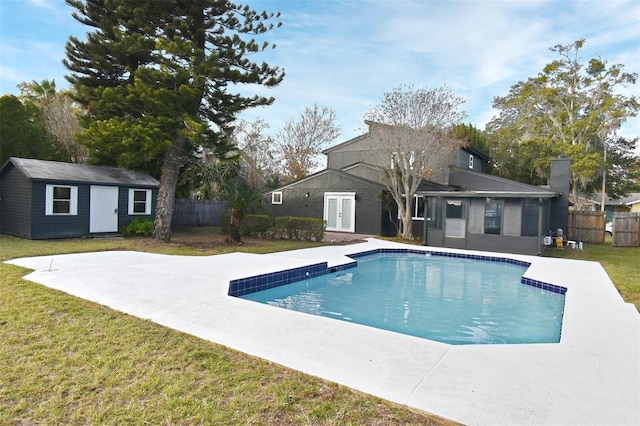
[[324, 192, 355, 233]]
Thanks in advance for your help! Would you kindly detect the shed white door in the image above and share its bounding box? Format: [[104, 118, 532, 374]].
[[90, 186, 119, 233], [324, 192, 355, 233]]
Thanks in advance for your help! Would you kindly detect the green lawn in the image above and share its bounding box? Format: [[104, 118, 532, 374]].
[[543, 238, 640, 310], [3, 231, 635, 424], [0, 233, 452, 425]]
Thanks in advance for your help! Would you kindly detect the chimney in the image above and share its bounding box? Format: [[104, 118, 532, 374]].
[[549, 157, 571, 236]]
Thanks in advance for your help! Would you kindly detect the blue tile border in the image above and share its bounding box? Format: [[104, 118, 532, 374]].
[[228, 248, 567, 297], [228, 261, 357, 297]]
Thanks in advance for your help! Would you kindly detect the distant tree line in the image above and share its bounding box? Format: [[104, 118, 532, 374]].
[[2, 23, 638, 243]]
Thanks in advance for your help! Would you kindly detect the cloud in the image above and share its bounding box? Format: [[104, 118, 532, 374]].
[[3, 0, 637, 142]]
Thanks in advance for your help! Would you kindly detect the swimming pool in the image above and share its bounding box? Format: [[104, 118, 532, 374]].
[[9, 242, 639, 424], [233, 250, 566, 345]]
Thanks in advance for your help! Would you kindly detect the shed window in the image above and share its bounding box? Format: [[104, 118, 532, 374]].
[[271, 191, 282, 205], [45, 185, 78, 215], [128, 189, 151, 215], [469, 154, 474, 169]]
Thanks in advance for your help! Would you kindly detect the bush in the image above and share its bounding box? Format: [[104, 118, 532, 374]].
[[242, 215, 272, 237], [122, 218, 154, 236], [271, 216, 325, 241], [220, 214, 271, 237]]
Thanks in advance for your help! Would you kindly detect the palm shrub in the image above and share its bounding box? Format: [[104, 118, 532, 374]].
[[220, 214, 271, 237], [220, 180, 268, 243]]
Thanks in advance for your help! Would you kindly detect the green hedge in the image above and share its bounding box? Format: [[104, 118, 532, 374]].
[[271, 216, 326, 241], [220, 214, 271, 237], [219, 215, 325, 241]]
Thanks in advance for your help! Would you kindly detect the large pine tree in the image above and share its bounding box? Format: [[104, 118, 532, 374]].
[[64, 0, 284, 240]]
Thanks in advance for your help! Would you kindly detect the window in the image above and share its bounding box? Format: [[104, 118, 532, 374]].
[[391, 151, 415, 170], [397, 195, 425, 220], [411, 195, 424, 220], [484, 198, 503, 235], [128, 189, 151, 215], [446, 199, 464, 219], [271, 191, 282, 205], [469, 154, 474, 169], [45, 185, 77, 215]]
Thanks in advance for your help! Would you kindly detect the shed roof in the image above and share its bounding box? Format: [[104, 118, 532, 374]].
[[2, 157, 159, 187]]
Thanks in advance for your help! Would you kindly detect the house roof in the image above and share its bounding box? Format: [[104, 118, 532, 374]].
[[321, 131, 370, 155], [588, 192, 640, 206], [322, 120, 491, 161], [417, 167, 559, 198], [417, 190, 558, 199], [268, 161, 457, 194], [268, 168, 387, 193], [2, 157, 159, 187], [450, 167, 558, 194]]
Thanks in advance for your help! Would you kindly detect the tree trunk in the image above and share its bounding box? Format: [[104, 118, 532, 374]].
[[402, 204, 414, 239], [229, 208, 242, 243], [153, 136, 186, 241]]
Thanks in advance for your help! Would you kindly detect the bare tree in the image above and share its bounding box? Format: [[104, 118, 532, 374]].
[[366, 84, 466, 239], [276, 104, 341, 181], [230, 118, 279, 191], [18, 80, 87, 163]]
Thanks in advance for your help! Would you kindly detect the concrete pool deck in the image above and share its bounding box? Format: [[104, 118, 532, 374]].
[[7, 239, 639, 425]]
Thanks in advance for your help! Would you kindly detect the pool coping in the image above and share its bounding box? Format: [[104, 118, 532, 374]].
[[6, 239, 640, 425]]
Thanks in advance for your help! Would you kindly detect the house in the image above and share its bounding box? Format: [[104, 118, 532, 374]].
[[586, 192, 640, 221], [0, 157, 159, 239], [267, 120, 490, 237], [419, 158, 571, 256], [267, 120, 571, 255]]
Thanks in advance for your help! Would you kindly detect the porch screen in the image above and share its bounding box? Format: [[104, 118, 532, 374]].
[[521, 198, 540, 237], [468, 199, 484, 234], [427, 197, 443, 229], [445, 200, 466, 238], [503, 199, 522, 236]]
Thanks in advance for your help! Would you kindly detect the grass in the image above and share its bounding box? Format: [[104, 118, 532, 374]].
[[543, 237, 640, 310], [0, 232, 453, 425]]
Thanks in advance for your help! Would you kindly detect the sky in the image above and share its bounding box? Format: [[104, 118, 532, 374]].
[[1, 0, 639, 145]]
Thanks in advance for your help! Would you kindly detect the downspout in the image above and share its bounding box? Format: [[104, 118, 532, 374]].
[[537, 197, 544, 255], [600, 146, 607, 214], [423, 195, 428, 246]]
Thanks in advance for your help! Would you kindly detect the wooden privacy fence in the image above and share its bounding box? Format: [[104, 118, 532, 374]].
[[612, 212, 640, 247], [172, 199, 227, 228], [568, 211, 605, 243]]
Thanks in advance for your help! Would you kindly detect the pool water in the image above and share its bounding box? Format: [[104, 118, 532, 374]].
[[241, 253, 565, 345]]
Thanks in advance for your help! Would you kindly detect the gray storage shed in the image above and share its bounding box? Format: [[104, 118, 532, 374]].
[[1, 157, 159, 239]]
